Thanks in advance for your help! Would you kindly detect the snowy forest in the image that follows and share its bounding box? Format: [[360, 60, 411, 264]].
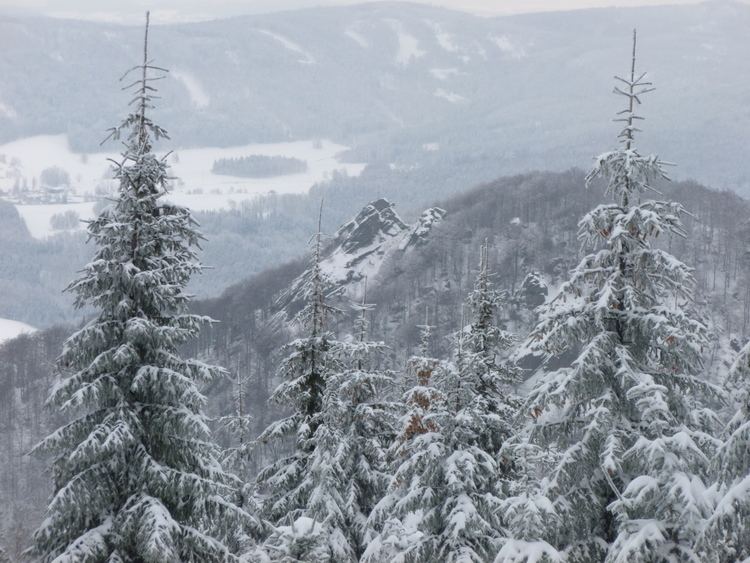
[[1, 5, 750, 563]]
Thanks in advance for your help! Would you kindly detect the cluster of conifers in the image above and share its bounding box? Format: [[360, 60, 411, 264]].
[[25, 16, 748, 563]]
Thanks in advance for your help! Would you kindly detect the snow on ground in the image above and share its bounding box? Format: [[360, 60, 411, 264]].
[[489, 35, 527, 59], [171, 69, 210, 108], [384, 19, 425, 67], [0, 135, 366, 236], [15, 201, 97, 238], [427, 21, 458, 52], [164, 139, 365, 212], [430, 67, 459, 81], [433, 88, 467, 103], [0, 135, 118, 194], [0, 318, 36, 344], [0, 98, 17, 119], [255, 29, 316, 64], [344, 24, 369, 48]]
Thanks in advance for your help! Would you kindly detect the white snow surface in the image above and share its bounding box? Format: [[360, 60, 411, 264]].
[[0, 98, 17, 119], [0, 135, 366, 237], [490, 35, 527, 59], [385, 19, 426, 66], [433, 88, 467, 103], [430, 67, 460, 81], [255, 29, 316, 64], [0, 318, 36, 344], [171, 69, 210, 108], [316, 202, 444, 300], [428, 21, 458, 52], [15, 201, 97, 238], [344, 24, 369, 48]]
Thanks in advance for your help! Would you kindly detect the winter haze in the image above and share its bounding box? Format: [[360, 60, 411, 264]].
[[0, 1, 749, 561]]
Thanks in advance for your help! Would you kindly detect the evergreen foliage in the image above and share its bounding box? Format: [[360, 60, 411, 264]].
[[303, 288, 394, 561], [495, 436, 560, 563], [29, 13, 253, 563], [211, 155, 308, 178], [363, 319, 454, 563], [698, 343, 750, 562], [524, 30, 721, 562], [366, 243, 520, 562], [255, 203, 341, 553], [218, 365, 255, 481]]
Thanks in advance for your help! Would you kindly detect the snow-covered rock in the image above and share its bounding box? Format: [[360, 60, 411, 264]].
[[282, 199, 445, 308]]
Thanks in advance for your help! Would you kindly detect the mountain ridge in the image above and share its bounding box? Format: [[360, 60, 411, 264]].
[[1, 1, 748, 191]]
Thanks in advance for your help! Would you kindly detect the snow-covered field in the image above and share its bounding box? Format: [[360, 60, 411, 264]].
[[15, 201, 98, 238], [0, 318, 36, 344], [0, 135, 366, 237]]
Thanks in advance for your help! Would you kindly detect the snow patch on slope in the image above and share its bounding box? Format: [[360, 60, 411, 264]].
[[427, 21, 458, 53], [345, 24, 369, 48], [434, 88, 467, 104], [284, 200, 446, 306], [15, 201, 96, 239], [171, 69, 210, 108], [430, 67, 459, 81], [0, 99, 17, 119], [385, 19, 425, 67], [490, 35, 526, 59], [0, 318, 36, 344], [321, 199, 409, 297], [256, 29, 316, 64]]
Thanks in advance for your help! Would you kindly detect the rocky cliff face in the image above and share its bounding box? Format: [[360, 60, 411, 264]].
[[281, 198, 446, 309]]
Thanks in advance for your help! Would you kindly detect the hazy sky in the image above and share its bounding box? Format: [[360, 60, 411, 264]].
[[0, 0, 729, 23]]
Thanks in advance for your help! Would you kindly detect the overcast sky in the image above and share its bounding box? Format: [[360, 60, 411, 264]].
[[0, 0, 733, 23]]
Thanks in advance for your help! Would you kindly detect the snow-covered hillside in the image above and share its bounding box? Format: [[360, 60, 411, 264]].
[[1, 2, 749, 191], [0, 135, 365, 237], [0, 318, 35, 344], [282, 199, 445, 307]]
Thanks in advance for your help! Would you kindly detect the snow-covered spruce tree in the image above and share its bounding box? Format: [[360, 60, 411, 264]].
[[366, 244, 517, 562], [698, 343, 750, 562], [494, 437, 561, 563], [363, 318, 452, 563], [261, 517, 333, 563], [29, 13, 254, 563], [218, 362, 255, 480], [524, 30, 721, 562], [254, 204, 340, 543], [217, 363, 259, 556], [458, 241, 523, 461], [300, 283, 395, 561]]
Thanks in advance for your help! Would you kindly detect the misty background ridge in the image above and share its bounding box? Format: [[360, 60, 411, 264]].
[[0, 1, 748, 331]]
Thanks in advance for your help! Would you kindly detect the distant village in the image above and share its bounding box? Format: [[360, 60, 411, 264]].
[[0, 153, 107, 205]]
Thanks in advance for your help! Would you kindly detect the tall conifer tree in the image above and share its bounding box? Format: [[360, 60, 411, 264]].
[[255, 202, 339, 532], [29, 13, 252, 562], [366, 244, 518, 562], [300, 282, 394, 561], [524, 30, 721, 562]]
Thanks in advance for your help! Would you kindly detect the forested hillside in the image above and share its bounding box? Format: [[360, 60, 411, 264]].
[[3, 4, 750, 561], [2, 167, 748, 558]]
